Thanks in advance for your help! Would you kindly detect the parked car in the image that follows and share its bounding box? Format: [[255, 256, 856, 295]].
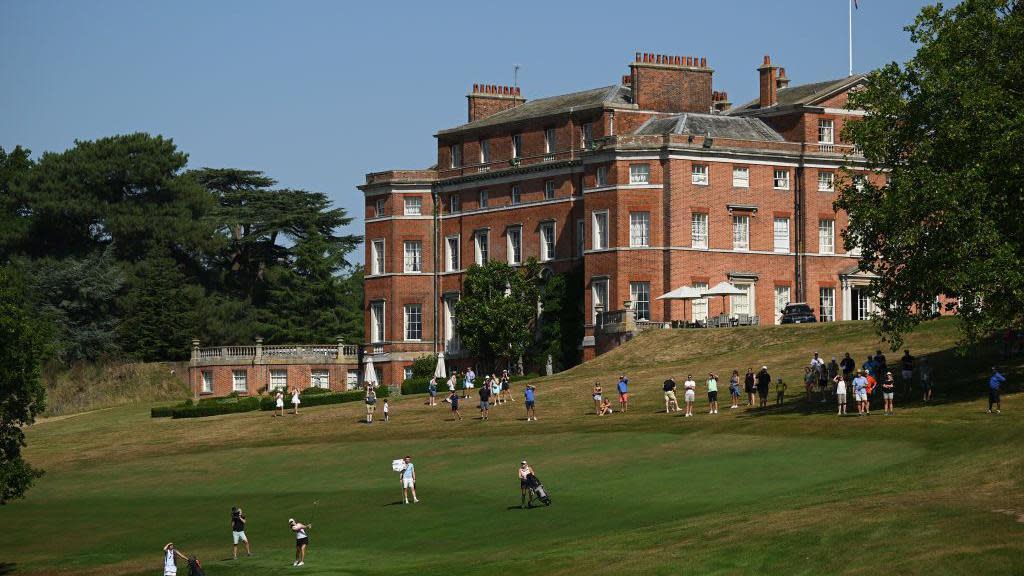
[[779, 303, 817, 324]]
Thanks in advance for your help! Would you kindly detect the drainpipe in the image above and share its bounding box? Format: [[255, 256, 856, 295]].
[[794, 166, 805, 302], [433, 188, 440, 354]]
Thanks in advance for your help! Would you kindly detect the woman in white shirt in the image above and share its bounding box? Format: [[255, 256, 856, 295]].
[[289, 518, 311, 566], [275, 391, 285, 417], [291, 388, 301, 415], [163, 543, 188, 576], [683, 374, 697, 417], [833, 374, 847, 415]]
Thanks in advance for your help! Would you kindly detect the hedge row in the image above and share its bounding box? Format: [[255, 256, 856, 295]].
[[156, 386, 392, 419]]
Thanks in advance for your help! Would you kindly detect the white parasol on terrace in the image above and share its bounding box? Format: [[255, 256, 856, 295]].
[[702, 281, 745, 313], [363, 354, 379, 388], [433, 352, 447, 380], [656, 285, 705, 323]]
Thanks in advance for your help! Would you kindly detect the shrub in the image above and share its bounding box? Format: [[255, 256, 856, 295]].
[[150, 405, 176, 418], [401, 377, 434, 395], [170, 396, 262, 419], [409, 354, 438, 380]]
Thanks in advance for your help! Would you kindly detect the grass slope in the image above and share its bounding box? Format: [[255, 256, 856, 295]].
[[2, 318, 1022, 575]]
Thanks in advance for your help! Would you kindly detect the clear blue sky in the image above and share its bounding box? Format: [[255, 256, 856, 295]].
[[2, 0, 937, 263]]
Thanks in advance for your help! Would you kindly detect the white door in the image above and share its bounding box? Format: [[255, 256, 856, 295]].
[[774, 286, 791, 325], [730, 283, 752, 317], [692, 282, 709, 322]]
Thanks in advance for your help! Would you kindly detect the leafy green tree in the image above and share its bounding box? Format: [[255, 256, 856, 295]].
[[0, 146, 34, 260], [836, 0, 1024, 345], [533, 266, 584, 371], [455, 260, 541, 372], [118, 249, 200, 361], [0, 269, 46, 504]]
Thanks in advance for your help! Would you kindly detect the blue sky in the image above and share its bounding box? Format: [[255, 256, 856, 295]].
[[2, 0, 937, 263]]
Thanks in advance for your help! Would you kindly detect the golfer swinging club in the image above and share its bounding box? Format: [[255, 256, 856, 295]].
[[289, 518, 311, 566], [400, 455, 419, 504]]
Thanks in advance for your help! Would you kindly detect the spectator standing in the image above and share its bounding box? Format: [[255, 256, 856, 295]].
[[840, 353, 856, 383], [988, 367, 1006, 414], [382, 400, 390, 422], [399, 456, 418, 504], [663, 378, 679, 413], [900, 350, 915, 396], [525, 384, 537, 421], [464, 368, 476, 398], [744, 368, 756, 406], [775, 377, 787, 406], [729, 370, 741, 409], [834, 374, 848, 415], [231, 507, 251, 559], [853, 371, 869, 415], [920, 356, 933, 402], [274, 390, 285, 417], [683, 375, 697, 417], [446, 373, 457, 397], [163, 543, 188, 576], [593, 382, 604, 415], [756, 366, 771, 408], [500, 372, 512, 404], [289, 519, 310, 566], [882, 372, 896, 415], [706, 373, 719, 414], [617, 376, 629, 412], [490, 375, 501, 406], [427, 378, 438, 406], [364, 385, 377, 424], [479, 381, 491, 420], [291, 388, 301, 415], [874, 350, 889, 380], [448, 390, 462, 420], [865, 372, 877, 414], [862, 354, 876, 377], [803, 366, 817, 402]]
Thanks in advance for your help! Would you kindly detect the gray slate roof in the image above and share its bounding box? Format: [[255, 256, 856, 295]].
[[728, 75, 865, 115], [633, 113, 784, 142], [437, 85, 632, 135]]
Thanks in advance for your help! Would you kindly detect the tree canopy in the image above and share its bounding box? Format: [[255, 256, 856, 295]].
[[836, 0, 1024, 345]]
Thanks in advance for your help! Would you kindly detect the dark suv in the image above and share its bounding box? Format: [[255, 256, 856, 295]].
[[779, 303, 817, 324]]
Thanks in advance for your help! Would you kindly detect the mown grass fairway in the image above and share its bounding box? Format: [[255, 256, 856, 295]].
[[2, 319, 1022, 575]]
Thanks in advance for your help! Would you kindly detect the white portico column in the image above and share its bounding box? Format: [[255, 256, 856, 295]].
[[841, 278, 852, 322]]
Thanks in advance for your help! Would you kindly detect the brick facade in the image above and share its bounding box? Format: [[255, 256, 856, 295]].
[[360, 52, 887, 384]]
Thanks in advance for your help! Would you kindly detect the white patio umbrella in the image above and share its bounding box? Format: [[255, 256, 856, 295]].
[[433, 351, 447, 380], [363, 354, 379, 388], [701, 281, 745, 316], [656, 285, 705, 323]]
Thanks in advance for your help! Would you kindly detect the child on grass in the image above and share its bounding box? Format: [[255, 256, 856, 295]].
[[383, 400, 390, 422], [775, 377, 787, 406]]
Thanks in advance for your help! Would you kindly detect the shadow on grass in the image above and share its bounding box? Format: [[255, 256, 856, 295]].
[[739, 341, 1023, 418], [0, 564, 15, 576]]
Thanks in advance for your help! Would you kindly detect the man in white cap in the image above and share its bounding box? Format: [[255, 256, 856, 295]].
[[518, 459, 535, 508]]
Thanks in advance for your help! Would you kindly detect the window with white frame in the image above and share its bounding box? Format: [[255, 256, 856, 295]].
[[692, 164, 709, 185], [449, 193, 460, 213], [311, 369, 329, 389], [773, 169, 790, 190], [629, 163, 650, 184], [732, 215, 750, 251], [510, 185, 521, 205], [475, 230, 489, 264], [819, 219, 835, 254], [819, 287, 835, 322], [404, 367, 414, 381], [818, 119, 834, 144], [774, 286, 791, 324], [818, 171, 835, 191], [404, 304, 423, 340], [371, 239, 385, 275], [201, 371, 213, 393], [478, 189, 488, 208], [629, 212, 650, 247], [232, 369, 247, 393], [630, 281, 651, 321], [507, 226, 522, 264], [773, 217, 790, 253], [730, 282, 753, 316], [592, 211, 609, 250], [592, 278, 609, 323], [370, 301, 385, 342], [544, 180, 555, 200], [403, 240, 422, 272], [511, 134, 522, 158], [375, 198, 385, 217], [576, 219, 585, 256], [595, 166, 608, 187], [404, 196, 422, 216], [691, 213, 708, 249], [692, 282, 709, 322], [479, 138, 490, 164], [544, 128, 556, 154], [732, 166, 749, 188], [270, 369, 288, 391], [540, 222, 555, 261], [346, 370, 359, 389], [450, 144, 462, 168], [446, 236, 460, 271]]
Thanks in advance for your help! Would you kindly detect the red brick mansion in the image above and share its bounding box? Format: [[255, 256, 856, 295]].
[[360, 52, 882, 384]]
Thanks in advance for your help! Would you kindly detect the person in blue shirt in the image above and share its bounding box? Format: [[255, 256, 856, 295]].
[[524, 384, 537, 421], [988, 367, 1006, 414], [862, 355, 876, 376], [617, 375, 629, 412], [852, 371, 870, 416], [399, 456, 418, 504]]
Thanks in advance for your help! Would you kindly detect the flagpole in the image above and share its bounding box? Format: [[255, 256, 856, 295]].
[[848, 0, 853, 76]]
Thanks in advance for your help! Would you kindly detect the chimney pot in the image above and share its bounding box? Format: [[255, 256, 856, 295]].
[[763, 54, 771, 66], [701, 57, 707, 67], [635, 52, 641, 61]]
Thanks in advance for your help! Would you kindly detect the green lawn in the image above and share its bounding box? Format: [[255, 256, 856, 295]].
[[3, 318, 1022, 575]]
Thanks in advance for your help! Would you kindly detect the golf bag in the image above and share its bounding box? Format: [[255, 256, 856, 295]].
[[525, 473, 551, 506], [188, 556, 206, 576]]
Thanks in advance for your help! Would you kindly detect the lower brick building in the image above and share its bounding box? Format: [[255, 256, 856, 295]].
[[360, 52, 885, 385]]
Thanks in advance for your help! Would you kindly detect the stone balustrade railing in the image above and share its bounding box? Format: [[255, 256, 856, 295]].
[[191, 338, 359, 364]]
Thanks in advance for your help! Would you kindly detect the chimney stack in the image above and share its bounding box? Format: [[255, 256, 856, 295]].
[[758, 55, 779, 109], [776, 67, 790, 90], [711, 91, 731, 113], [466, 83, 526, 122], [629, 51, 713, 113]]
